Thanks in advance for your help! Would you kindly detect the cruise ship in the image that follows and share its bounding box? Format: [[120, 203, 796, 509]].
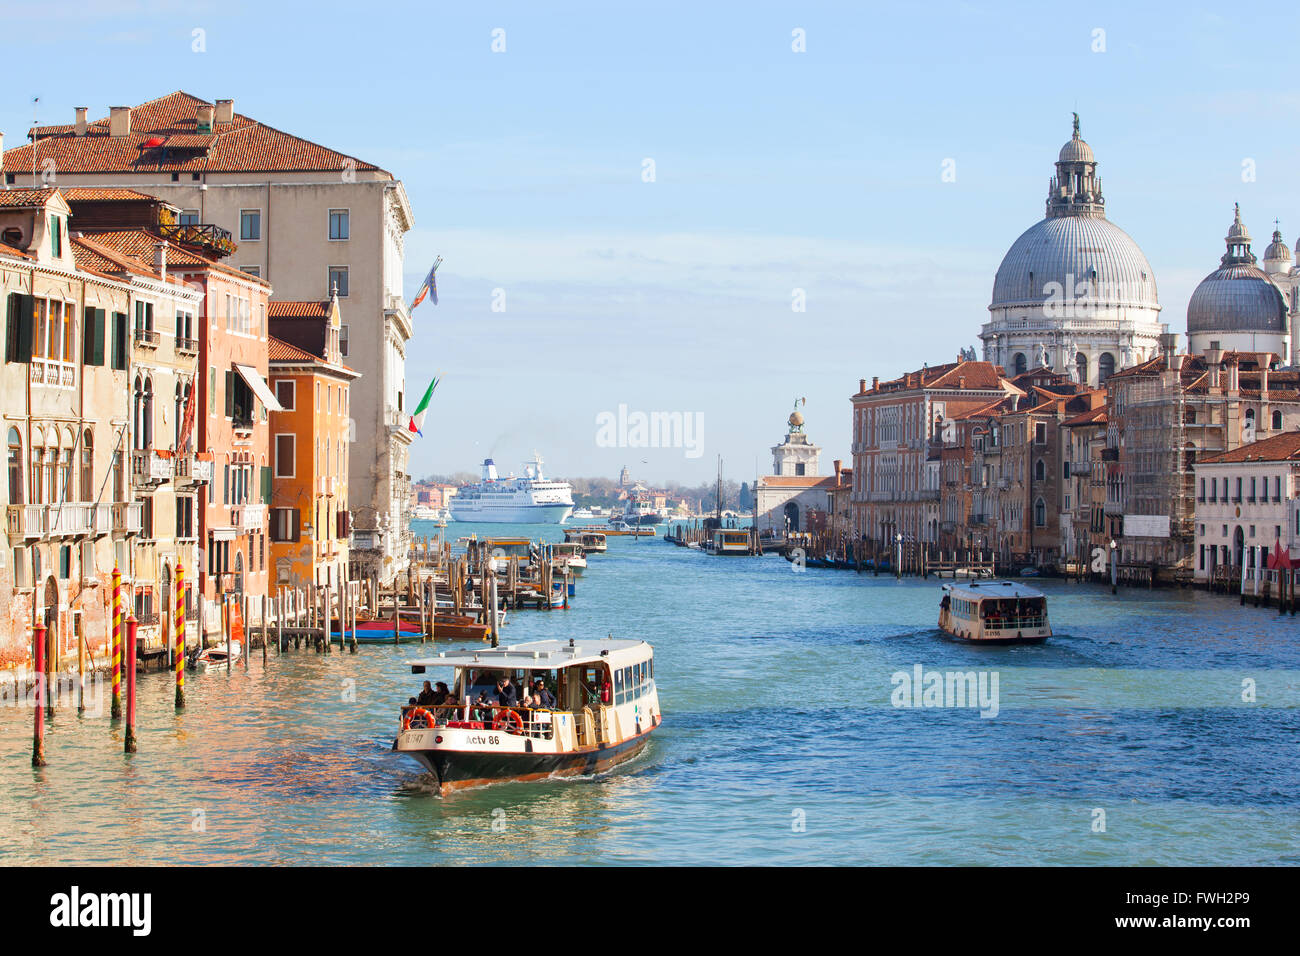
[[448, 456, 574, 524]]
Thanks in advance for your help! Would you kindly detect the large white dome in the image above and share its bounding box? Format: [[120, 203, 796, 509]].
[[990, 215, 1159, 312]]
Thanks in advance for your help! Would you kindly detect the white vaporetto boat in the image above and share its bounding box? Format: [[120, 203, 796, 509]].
[[938, 581, 1051, 644], [448, 455, 574, 524], [393, 637, 661, 793]]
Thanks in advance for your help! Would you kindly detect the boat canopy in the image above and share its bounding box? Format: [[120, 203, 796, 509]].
[[407, 637, 649, 674], [942, 580, 1046, 600]]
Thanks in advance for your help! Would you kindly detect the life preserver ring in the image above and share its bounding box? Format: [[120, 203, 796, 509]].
[[403, 707, 433, 730], [493, 709, 524, 733]]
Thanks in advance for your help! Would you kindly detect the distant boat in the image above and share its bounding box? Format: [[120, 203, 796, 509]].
[[193, 640, 242, 669], [449, 455, 574, 524], [938, 581, 1051, 644], [1019, 566, 1041, 577]]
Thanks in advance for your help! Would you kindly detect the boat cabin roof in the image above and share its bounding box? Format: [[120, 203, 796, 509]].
[[407, 637, 650, 674], [943, 580, 1046, 600]]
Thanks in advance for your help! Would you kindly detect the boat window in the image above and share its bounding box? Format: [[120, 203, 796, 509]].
[[614, 666, 624, 705]]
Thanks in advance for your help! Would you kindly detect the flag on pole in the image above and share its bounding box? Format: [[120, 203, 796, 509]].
[[407, 376, 440, 437], [178, 379, 197, 452], [411, 256, 442, 309]]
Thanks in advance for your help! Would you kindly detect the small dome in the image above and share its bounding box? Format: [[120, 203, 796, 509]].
[[1058, 134, 1095, 164], [1226, 203, 1250, 243], [1187, 264, 1287, 334], [1264, 227, 1290, 262], [788, 411, 804, 428]]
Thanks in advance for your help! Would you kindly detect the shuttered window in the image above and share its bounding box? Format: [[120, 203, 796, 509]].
[[5, 293, 34, 363]]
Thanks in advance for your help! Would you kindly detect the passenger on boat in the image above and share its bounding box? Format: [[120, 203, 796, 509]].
[[472, 692, 494, 724], [532, 679, 556, 709], [496, 676, 518, 707], [416, 681, 437, 706], [430, 681, 453, 706]]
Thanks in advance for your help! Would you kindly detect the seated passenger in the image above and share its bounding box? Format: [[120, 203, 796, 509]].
[[533, 679, 556, 709], [430, 681, 452, 706], [416, 681, 437, 706]]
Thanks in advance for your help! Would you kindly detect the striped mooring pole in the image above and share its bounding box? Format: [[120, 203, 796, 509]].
[[32, 621, 47, 767], [174, 563, 186, 709], [111, 566, 122, 720], [124, 614, 138, 754]]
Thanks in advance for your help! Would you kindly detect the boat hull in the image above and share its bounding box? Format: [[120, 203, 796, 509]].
[[449, 502, 573, 524], [402, 728, 654, 793], [939, 626, 1048, 645]]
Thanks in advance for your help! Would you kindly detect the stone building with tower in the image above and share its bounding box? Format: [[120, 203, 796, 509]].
[[755, 406, 837, 534]]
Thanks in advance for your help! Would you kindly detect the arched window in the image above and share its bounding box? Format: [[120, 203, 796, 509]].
[[1034, 498, 1046, 527], [1013, 353, 1027, 375], [80, 430, 93, 501], [7, 428, 23, 505], [133, 376, 144, 450], [58, 428, 74, 503], [1098, 352, 1116, 383], [1034, 459, 1046, 481], [1075, 352, 1088, 384], [143, 378, 154, 448], [1273, 410, 1284, 430], [45, 431, 59, 505]]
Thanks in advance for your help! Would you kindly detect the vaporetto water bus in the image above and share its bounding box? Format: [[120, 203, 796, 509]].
[[393, 637, 661, 793], [938, 580, 1051, 644]]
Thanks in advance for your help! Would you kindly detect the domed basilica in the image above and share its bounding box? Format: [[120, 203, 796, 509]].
[[1186, 205, 1294, 362], [981, 116, 1167, 385]]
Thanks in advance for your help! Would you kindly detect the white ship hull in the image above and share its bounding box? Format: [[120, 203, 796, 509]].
[[449, 502, 573, 524]]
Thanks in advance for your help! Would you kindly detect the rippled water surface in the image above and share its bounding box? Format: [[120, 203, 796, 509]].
[[3, 521, 1299, 865]]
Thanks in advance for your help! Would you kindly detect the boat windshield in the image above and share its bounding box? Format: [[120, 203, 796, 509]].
[[978, 597, 1047, 629]]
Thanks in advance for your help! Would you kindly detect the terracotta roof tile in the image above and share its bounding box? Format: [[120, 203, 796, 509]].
[[59, 186, 165, 202], [268, 337, 319, 362], [80, 228, 269, 286], [1199, 431, 1300, 464], [0, 187, 59, 207], [5, 91, 386, 175], [268, 300, 330, 318]]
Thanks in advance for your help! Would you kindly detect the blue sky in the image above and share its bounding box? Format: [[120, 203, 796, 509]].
[[4, 1, 1300, 484]]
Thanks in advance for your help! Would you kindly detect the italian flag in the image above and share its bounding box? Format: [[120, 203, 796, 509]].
[[408, 376, 439, 437]]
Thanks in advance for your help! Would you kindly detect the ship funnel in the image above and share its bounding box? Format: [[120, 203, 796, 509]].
[[482, 459, 499, 481]]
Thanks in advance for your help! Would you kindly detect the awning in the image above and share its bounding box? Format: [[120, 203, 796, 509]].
[[234, 364, 283, 412]]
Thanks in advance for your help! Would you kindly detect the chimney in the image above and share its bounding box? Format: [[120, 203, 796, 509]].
[[958, 376, 966, 389], [1261, 366, 1270, 402], [1168, 352, 1184, 374], [74, 107, 88, 136], [1226, 356, 1240, 393], [1159, 331, 1179, 360], [214, 99, 234, 124], [1208, 359, 1221, 389], [154, 240, 168, 278], [196, 104, 215, 132], [109, 106, 132, 138], [859, 378, 867, 394], [872, 376, 879, 391]]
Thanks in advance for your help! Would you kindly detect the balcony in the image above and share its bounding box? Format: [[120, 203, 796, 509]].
[[46, 503, 94, 537], [1101, 447, 1119, 462], [112, 502, 144, 536], [133, 327, 160, 348], [173, 455, 213, 485], [132, 449, 173, 486], [6, 504, 46, 539], [234, 503, 265, 531], [1071, 460, 1093, 476], [158, 221, 236, 259], [317, 476, 337, 497], [175, 335, 199, 355], [29, 359, 76, 388], [92, 502, 111, 536]]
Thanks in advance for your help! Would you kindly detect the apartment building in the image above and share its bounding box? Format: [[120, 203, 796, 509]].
[[3, 92, 415, 584]]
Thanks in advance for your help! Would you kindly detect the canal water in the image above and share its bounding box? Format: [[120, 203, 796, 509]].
[[2, 520, 1299, 865]]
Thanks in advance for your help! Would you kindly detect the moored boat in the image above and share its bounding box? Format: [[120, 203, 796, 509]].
[[192, 640, 242, 669], [938, 581, 1051, 644], [705, 528, 751, 555], [393, 636, 662, 793]]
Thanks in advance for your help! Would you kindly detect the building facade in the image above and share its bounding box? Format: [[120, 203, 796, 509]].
[[3, 92, 415, 584]]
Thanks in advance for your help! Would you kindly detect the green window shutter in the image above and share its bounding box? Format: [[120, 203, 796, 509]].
[[261, 465, 271, 504], [5, 293, 19, 362], [94, 310, 107, 366], [224, 371, 234, 418], [15, 294, 33, 363], [111, 312, 127, 370]]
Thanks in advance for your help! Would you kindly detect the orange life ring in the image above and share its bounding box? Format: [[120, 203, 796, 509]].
[[493, 708, 524, 733], [404, 707, 434, 730]]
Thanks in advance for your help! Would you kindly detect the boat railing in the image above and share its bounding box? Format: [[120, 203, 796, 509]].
[[401, 702, 565, 740], [983, 613, 1048, 630]]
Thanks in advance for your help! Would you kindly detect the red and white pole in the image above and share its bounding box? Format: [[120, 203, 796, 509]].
[[111, 565, 122, 720], [175, 563, 185, 709]]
